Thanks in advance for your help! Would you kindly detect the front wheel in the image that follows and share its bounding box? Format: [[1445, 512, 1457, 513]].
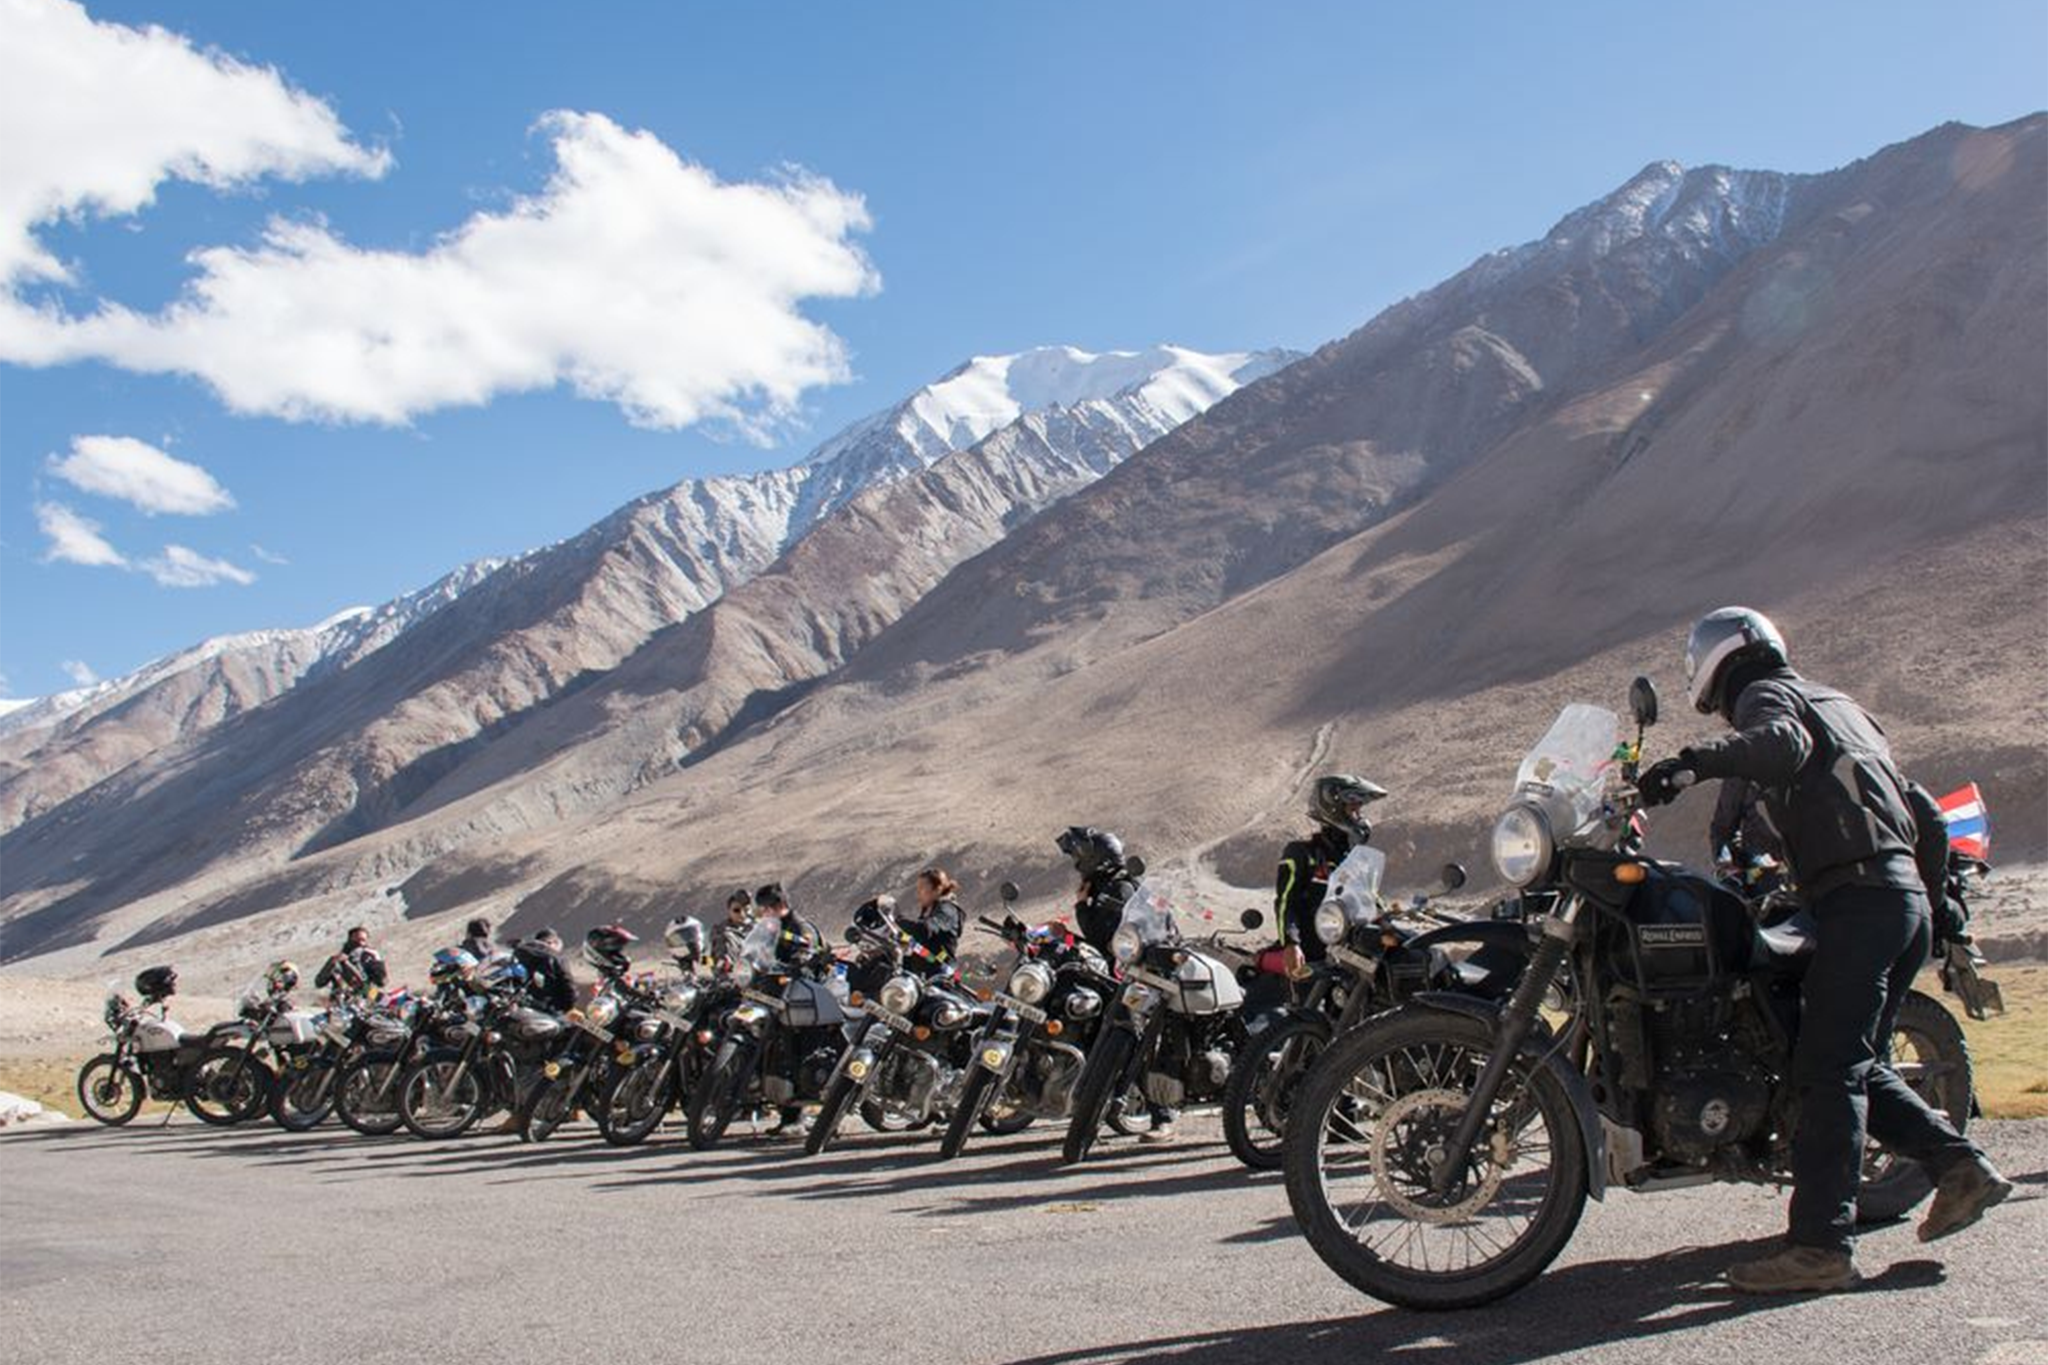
[[595, 1058, 673, 1147], [806, 1069, 865, 1156], [1281, 1007, 1589, 1311], [270, 1055, 339, 1131], [1859, 990, 1975, 1224], [185, 1046, 274, 1126], [398, 1049, 486, 1140], [1224, 1015, 1332, 1171], [940, 1066, 999, 1161], [76, 1055, 144, 1126], [685, 1042, 755, 1151], [335, 1051, 406, 1136], [519, 1071, 579, 1144], [1062, 1026, 1139, 1165]]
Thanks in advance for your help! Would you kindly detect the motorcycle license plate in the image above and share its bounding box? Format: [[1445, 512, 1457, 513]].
[[864, 1002, 914, 1034], [994, 995, 1047, 1025], [1330, 946, 1377, 973], [740, 989, 782, 1010], [577, 1021, 615, 1045]]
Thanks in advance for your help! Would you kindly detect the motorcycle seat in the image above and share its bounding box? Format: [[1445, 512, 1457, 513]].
[[1752, 912, 1818, 974]]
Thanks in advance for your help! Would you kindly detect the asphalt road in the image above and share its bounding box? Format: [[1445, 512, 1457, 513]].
[[3, 1113, 2045, 1365]]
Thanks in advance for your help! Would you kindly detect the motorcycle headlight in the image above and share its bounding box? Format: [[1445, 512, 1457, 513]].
[[1492, 802, 1553, 887], [1063, 988, 1102, 1020], [931, 999, 972, 1031], [587, 996, 620, 1028], [1110, 926, 1141, 964], [1313, 901, 1348, 945], [635, 1018, 664, 1042], [879, 975, 921, 1016], [661, 983, 699, 1014], [1007, 962, 1053, 1006]]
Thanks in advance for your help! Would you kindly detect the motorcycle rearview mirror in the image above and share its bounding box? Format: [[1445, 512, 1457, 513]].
[[999, 881, 1021, 903], [1439, 862, 1468, 892], [1630, 675, 1659, 729], [1239, 909, 1265, 931], [842, 926, 860, 945], [1124, 854, 1148, 878]]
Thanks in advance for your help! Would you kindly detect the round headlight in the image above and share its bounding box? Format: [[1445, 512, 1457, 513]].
[[1064, 987, 1102, 1019], [1313, 901, 1348, 945], [1007, 961, 1053, 1006], [635, 1018, 663, 1042], [587, 996, 620, 1028], [1492, 803, 1553, 887], [879, 975, 921, 1016], [932, 1000, 971, 1031], [661, 983, 699, 1014], [1110, 926, 1140, 964]]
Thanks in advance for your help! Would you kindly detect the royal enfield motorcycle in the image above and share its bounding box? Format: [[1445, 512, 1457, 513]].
[[592, 973, 733, 1146], [684, 922, 849, 1150], [397, 960, 570, 1139], [78, 966, 276, 1126], [1221, 855, 1533, 1170], [938, 888, 1119, 1160], [1061, 868, 1273, 1164], [332, 984, 467, 1136], [1281, 679, 1981, 1310]]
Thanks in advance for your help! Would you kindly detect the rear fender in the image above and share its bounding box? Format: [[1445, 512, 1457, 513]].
[[1406, 990, 1605, 1200]]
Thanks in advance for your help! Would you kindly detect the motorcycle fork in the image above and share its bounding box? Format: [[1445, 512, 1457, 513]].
[[1430, 893, 1581, 1196]]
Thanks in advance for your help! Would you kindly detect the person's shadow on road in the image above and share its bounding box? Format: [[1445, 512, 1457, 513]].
[[994, 1234, 1947, 1365]]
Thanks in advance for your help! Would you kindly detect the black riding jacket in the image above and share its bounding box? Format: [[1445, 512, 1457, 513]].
[[1073, 872, 1138, 957], [511, 942, 578, 1012], [1686, 665, 1922, 900], [769, 911, 824, 967], [315, 945, 387, 993], [1275, 827, 1355, 960], [903, 896, 963, 967]]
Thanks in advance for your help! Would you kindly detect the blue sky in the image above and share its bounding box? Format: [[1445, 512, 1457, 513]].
[[2, 0, 2043, 698]]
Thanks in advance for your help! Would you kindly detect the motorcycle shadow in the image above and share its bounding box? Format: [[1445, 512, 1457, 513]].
[[994, 1235, 1949, 1365]]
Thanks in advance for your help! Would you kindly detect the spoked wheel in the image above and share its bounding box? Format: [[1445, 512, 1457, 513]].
[[979, 1093, 1034, 1136], [596, 1060, 673, 1147], [399, 1050, 486, 1140], [939, 1067, 997, 1161], [685, 1044, 754, 1151], [76, 1055, 145, 1126], [185, 1047, 274, 1126], [519, 1072, 579, 1144], [335, 1052, 406, 1136], [270, 1055, 339, 1131], [1224, 1016, 1331, 1171], [1859, 990, 1975, 1224], [1063, 1027, 1140, 1164], [806, 1071, 864, 1156], [1281, 1008, 1588, 1311], [861, 1097, 934, 1134]]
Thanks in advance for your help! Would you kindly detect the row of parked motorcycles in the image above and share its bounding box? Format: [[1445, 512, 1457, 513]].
[[76, 677, 2004, 1313]]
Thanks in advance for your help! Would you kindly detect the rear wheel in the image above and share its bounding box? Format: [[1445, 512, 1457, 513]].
[[806, 1070, 864, 1156], [186, 1046, 274, 1126], [1281, 1007, 1588, 1311], [399, 1049, 486, 1140], [270, 1054, 338, 1131], [1224, 1015, 1331, 1171], [76, 1055, 144, 1126], [596, 1058, 673, 1147], [1859, 990, 1975, 1224], [1063, 1027, 1139, 1164], [335, 1052, 406, 1136]]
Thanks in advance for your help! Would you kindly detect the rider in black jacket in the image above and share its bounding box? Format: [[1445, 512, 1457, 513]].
[[710, 889, 754, 972], [511, 929, 578, 1013], [459, 917, 494, 963], [756, 884, 822, 966], [314, 926, 387, 997], [903, 867, 965, 966], [1638, 607, 2010, 1293], [1055, 826, 1178, 1140], [1274, 775, 1387, 974]]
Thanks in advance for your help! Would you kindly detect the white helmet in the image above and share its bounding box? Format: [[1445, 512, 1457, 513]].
[[664, 915, 706, 964], [1685, 607, 1787, 716]]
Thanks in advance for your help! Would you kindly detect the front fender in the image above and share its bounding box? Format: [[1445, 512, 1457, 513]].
[[1405, 990, 1605, 1200]]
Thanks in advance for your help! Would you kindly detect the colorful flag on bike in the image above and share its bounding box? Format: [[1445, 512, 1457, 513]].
[[1938, 783, 1989, 859]]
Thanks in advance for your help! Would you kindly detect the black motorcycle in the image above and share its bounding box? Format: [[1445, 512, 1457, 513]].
[[332, 984, 464, 1136], [593, 974, 733, 1146], [1221, 859, 1532, 1170], [1281, 679, 1981, 1310], [77, 967, 276, 1126], [518, 977, 639, 1143], [804, 898, 988, 1156], [939, 889, 1119, 1160], [397, 963, 570, 1140], [1062, 865, 1273, 1164], [684, 925, 849, 1150]]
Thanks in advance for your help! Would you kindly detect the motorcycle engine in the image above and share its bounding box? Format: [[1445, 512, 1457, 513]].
[[1649, 1066, 1770, 1162], [796, 1046, 840, 1100]]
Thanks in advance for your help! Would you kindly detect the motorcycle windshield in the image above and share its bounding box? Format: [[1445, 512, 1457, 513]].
[[1322, 845, 1389, 926], [739, 919, 782, 973], [1118, 883, 1178, 948], [1513, 703, 1624, 842]]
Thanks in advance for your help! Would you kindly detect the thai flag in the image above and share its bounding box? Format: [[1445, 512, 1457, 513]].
[[1938, 783, 1990, 860]]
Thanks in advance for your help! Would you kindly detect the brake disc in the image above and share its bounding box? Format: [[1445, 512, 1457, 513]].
[[1369, 1087, 1508, 1224]]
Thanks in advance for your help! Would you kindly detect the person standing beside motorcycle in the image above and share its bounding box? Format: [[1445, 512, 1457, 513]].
[[757, 884, 823, 967], [1274, 776, 1388, 976], [1637, 607, 2012, 1294], [314, 925, 388, 998], [1056, 826, 1178, 1141], [710, 889, 754, 972], [903, 867, 965, 967], [512, 928, 579, 1012], [460, 917, 495, 962]]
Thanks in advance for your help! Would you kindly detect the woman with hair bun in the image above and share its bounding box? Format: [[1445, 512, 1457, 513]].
[[905, 867, 964, 966]]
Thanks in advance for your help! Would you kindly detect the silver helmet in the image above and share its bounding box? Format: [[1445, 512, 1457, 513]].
[[1310, 774, 1389, 842], [1685, 607, 1787, 716]]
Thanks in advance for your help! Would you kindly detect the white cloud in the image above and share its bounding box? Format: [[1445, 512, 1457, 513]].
[[1, 109, 879, 433], [250, 543, 288, 565], [47, 433, 235, 515], [139, 544, 256, 588], [60, 659, 98, 687], [0, 0, 389, 288], [35, 500, 127, 567]]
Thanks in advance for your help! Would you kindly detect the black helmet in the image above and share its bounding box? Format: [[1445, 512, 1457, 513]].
[[1057, 826, 1125, 878], [1685, 606, 1787, 716], [664, 915, 706, 963], [1309, 774, 1388, 843], [582, 923, 637, 977], [134, 965, 178, 1001]]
